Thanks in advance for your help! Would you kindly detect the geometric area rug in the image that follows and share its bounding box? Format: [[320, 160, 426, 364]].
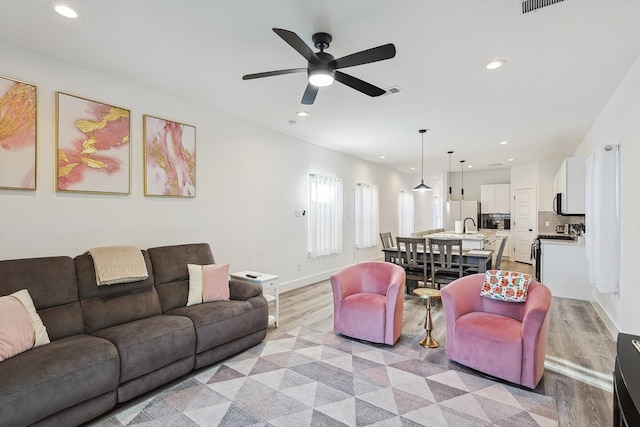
[[91, 325, 559, 427]]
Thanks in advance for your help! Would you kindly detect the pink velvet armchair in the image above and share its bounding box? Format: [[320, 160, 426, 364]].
[[441, 274, 552, 389], [331, 261, 406, 345]]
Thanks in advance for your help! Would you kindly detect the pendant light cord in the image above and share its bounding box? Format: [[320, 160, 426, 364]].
[[421, 132, 425, 181]]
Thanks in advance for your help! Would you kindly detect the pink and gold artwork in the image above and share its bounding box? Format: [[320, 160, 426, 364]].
[[144, 115, 196, 197], [0, 76, 37, 190], [56, 92, 130, 194]]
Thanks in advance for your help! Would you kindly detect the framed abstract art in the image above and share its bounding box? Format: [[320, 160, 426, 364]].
[[143, 115, 196, 197], [56, 92, 130, 194], [0, 76, 37, 190]]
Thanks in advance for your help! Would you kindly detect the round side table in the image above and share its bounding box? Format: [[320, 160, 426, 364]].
[[412, 288, 442, 348]]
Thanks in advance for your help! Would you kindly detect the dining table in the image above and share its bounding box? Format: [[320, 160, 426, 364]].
[[382, 246, 494, 273]]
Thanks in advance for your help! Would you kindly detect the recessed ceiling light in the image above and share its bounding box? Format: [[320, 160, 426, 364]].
[[53, 4, 78, 18], [410, 167, 415, 170], [296, 111, 309, 117], [380, 155, 386, 159], [500, 140, 509, 145], [508, 158, 514, 162], [467, 165, 473, 168], [486, 59, 506, 70]]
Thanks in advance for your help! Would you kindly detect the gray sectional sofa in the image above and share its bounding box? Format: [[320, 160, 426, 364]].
[[0, 243, 269, 427]]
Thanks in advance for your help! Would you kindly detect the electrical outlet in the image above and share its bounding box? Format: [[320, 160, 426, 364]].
[[545, 221, 550, 226]]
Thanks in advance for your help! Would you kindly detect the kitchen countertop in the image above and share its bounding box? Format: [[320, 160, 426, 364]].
[[431, 230, 495, 240], [539, 237, 585, 246]]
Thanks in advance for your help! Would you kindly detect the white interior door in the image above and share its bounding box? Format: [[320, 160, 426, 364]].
[[513, 187, 537, 264]]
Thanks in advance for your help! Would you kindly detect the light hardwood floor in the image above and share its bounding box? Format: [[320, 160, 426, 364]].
[[267, 259, 616, 427]]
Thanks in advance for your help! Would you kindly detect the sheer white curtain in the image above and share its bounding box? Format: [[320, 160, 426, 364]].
[[308, 173, 343, 257], [355, 183, 379, 248], [398, 190, 414, 237], [586, 144, 620, 293]]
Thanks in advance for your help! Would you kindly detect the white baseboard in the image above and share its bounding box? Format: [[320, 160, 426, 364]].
[[278, 256, 386, 294], [590, 298, 619, 340]]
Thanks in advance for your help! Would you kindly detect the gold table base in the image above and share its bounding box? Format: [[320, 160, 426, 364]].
[[412, 288, 442, 348]]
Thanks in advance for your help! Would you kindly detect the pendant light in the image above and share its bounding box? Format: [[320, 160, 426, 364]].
[[412, 129, 432, 192], [460, 159, 466, 219], [447, 151, 454, 201], [460, 159, 466, 200]]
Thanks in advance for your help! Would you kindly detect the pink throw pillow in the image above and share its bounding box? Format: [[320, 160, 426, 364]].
[[187, 263, 230, 306], [0, 289, 50, 361]]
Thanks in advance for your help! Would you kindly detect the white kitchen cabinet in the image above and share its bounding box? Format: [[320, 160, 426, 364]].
[[540, 240, 589, 300], [554, 157, 586, 215], [480, 184, 510, 214]]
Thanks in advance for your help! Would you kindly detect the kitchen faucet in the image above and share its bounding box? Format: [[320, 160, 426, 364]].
[[463, 217, 476, 234]]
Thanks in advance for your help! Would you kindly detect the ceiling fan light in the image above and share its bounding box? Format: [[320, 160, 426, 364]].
[[308, 69, 334, 87]]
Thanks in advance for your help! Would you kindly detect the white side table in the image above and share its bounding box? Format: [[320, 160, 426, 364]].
[[230, 271, 279, 327]]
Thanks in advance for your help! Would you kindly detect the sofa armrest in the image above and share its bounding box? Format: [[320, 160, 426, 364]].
[[520, 282, 552, 388], [521, 282, 552, 337], [229, 280, 263, 301]]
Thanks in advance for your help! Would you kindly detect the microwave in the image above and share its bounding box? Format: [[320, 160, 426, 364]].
[[553, 193, 563, 215]]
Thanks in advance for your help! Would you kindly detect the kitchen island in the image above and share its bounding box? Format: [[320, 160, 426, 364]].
[[429, 230, 496, 250]]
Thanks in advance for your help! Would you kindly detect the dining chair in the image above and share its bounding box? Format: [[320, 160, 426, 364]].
[[380, 232, 398, 264], [396, 237, 430, 293], [428, 238, 463, 289], [379, 232, 394, 249], [464, 236, 507, 275]]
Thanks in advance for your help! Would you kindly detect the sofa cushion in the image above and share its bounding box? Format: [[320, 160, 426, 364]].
[[0, 289, 50, 361], [453, 311, 523, 384], [92, 314, 195, 383], [148, 243, 215, 312], [167, 299, 266, 353], [187, 262, 230, 306], [0, 334, 119, 427], [0, 256, 84, 341], [76, 252, 163, 333]]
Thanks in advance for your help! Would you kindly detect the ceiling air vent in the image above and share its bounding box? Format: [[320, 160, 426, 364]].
[[521, 0, 564, 14], [489, 163, 503, 167], [385, 86, 402, 95]]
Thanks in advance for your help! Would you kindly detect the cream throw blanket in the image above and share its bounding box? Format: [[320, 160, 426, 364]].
[[88, 246, 149, 286]]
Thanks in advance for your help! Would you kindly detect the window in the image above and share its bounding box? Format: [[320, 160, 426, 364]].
[[399, 190, 414, 237], [308, 173, 343, 257], [355, 183, 379, 248]]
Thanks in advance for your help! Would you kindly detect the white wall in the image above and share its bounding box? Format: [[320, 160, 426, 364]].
[[572, 54, 640, 335], [537, 159, 563, 212], [448, 168, 511, 203], [413, 173, 444, 232], [0, 44, 417, 292]]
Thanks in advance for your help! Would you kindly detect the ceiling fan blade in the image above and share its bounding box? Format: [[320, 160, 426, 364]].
[[273, 28, 320, 65], [301, 83, 319, 105], [334, 71, 386, 97], [242, 68, 307, 80], [330, 44, 396, 70]]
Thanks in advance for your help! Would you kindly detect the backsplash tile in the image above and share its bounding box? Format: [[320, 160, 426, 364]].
[[538, 211, 585, 234]]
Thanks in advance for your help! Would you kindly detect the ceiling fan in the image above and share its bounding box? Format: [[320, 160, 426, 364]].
[[242, 28, 396, 105]]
